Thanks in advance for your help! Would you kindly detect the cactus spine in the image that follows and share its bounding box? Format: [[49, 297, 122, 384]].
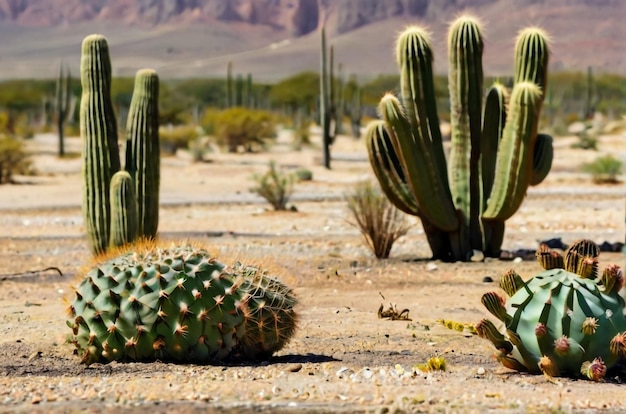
[[365, 16, 553, 261], [80, 34, 121, 254], [125, 69, 160, 239]]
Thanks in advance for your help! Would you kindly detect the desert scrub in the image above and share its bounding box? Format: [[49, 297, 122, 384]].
[[0, 135, 32, 184], [250, 161, 295, 211], [214, 107, 276, 153], [582, 154, 622, 183], [159, 125, 199, 155], [346, 180, 412, 259], [294, 167, 313, 182]]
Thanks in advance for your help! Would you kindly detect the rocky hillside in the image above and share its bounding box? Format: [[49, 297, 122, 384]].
[[0, 0, 624, 80], [1, 0, 622, 35]]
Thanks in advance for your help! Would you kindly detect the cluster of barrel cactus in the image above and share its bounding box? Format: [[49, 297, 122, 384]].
[[66, 241, 298, 365], [81, 34, 160, 254], [477, 239, 626, 381], [365, 15, 553, 261]]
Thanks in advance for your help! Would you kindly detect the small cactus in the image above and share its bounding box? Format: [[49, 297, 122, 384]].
[[66, 241, 298, 365], [477, 239, 626, 381]]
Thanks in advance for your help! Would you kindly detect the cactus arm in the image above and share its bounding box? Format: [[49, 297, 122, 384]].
[[379, 94, 458, 232], [514, 28, 549, 94], [396, 26, 448, 183], [481, 83, 508, 204], [483, 82, 542, 221], [364, 121, 420, 216], [529, 133, 553, 186], [80, 34, 121, 254], [109, 171, 138, 248], [447, 16, 484, 250], [125, 69, 160, 239]]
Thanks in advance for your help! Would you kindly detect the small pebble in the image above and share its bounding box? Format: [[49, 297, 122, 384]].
[[426, 263, 438, 271], [477, 367, 486, 376]]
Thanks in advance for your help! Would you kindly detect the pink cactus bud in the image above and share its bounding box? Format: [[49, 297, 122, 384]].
[[581, 357, 607, 381], [535, 322, 547, 337], [554, 335, 570, 355], [581, 317, 599, 335]]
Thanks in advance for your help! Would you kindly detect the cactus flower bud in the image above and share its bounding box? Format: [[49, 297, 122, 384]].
[[535, 322, 547, 337], [581, 317, 599, 335], [580, 357, 607, 381], [609, 332, 626, 357], [554, 335, 570, 355]]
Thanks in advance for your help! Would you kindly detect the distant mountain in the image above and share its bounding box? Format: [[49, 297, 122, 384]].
[[0, 0, 624, 80]]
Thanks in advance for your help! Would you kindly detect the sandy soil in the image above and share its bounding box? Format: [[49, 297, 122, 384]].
[[1, 131, 626, 413]]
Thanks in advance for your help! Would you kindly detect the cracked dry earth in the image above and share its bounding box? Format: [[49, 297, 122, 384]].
[[1, 133, 626, 413]]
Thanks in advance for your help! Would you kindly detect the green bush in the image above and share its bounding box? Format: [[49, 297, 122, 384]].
[[214, 107, 276, 153], [571, 130, 598, 150], [294, 167, 313, 182], [0, 136, 32, 183], [159, 125, 199, 155], [250, 161, 295, 211], [582, 154, 622, 184], [346, 181, 412, 259]]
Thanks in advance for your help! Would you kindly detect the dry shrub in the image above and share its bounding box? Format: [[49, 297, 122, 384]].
[[0, 135, 31, 184], [249, 161, 295, 211], [346, 180, 412, 259], [582, 154, 622, 184]]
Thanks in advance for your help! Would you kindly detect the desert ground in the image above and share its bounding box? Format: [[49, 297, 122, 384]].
[[1, 130, 625, 413]]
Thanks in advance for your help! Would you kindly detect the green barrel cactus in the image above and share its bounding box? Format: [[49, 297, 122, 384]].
[[477, 239, 626, 381], [80, 34, 121, 254], [66, 242, 298, 365], [365, 15, 553, 261]]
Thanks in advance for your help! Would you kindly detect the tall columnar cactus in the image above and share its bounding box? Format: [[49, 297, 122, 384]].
[[365, 16, 553, 261], [56, 61, 72, 157], [319, 26, 334, 169], [80, 34, 161, 255], [80, 34, 121, 254], [125, 69, 160, 239], [477, 240, 626, 381], [226, 61, 233, 108], [66, 241, 298, 365]]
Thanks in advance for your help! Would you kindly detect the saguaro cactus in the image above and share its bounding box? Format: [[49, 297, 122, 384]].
[[56, 62, 72, 157], [365, 16, 553, 261], [80, 34, 121, 254], [80, 34, 161, 255], [125, 69, 160, 239], [319, 26, 334, 169]]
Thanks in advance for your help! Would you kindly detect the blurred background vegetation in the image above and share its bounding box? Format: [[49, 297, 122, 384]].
[[1, 68, 625, 153]]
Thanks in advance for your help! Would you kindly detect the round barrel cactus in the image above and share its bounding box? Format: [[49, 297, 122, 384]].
[[477, 239, 626, 381], [66, 242, 298, 365]]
